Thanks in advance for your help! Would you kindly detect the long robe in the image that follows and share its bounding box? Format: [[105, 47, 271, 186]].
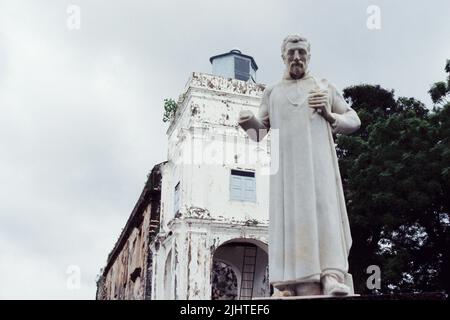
[[239, 73, 361, 286]]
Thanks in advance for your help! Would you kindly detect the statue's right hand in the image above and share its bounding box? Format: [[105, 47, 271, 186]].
[[238, 110, 254, 123]]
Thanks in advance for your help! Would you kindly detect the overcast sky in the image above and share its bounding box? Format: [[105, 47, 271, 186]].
[[1, 0, 449, 299]]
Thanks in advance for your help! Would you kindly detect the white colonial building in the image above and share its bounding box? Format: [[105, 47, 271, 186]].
[[97, 50, 272, 300]]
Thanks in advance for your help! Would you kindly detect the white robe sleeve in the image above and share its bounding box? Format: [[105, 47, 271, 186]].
[[238, 87, 271, 141], [329, 83, 361, 135]]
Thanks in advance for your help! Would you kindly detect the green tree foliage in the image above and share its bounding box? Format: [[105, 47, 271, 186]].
[[428, 59, 450, 104], [337, 65, 450, 294], [429, 82, 448, 104], [162, 98, 178, 123]]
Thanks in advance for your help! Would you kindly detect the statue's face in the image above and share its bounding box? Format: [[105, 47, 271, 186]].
[[283, 41, 310, 79]]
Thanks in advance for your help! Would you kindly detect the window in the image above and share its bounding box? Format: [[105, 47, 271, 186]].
[[230, 170, 256, 202], [174, 182, 181, 214], [234, 57, 250, 81]]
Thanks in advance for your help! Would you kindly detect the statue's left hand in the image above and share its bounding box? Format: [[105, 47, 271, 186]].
[[308, 89, 335, 124]]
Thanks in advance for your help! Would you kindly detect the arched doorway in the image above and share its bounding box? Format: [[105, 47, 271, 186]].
[[211, 239, 269, 300]]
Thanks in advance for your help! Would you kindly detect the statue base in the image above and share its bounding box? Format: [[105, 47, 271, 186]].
[[254, 294, 360, 300], [253, 292, 446, 300]]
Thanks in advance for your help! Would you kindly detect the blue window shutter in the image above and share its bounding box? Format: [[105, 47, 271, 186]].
[[243, 177, 256, 202], [235, 57, 250, 81], [230, 170, 256, 202], [230, 175, 243, 200]]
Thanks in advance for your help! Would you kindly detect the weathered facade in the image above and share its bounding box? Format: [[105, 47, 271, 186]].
[[96, 165, 162, 300], [97, 50, 272, 300]]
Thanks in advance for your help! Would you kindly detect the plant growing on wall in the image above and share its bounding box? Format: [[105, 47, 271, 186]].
[[163, 98, 178, 123]]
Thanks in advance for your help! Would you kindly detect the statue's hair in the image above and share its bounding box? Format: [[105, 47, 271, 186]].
[[281, 35, 311, 57]]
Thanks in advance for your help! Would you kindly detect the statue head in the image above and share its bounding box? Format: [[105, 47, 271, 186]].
[[281, 35, 311, 80]]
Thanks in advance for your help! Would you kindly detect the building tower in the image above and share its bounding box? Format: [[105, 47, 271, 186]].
[[97, 50, 271, 300], [153, 49, 270, 300]]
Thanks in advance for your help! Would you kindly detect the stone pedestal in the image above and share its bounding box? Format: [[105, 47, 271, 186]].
[[254, 292, 446, 300], [255, 294, 360, 300]]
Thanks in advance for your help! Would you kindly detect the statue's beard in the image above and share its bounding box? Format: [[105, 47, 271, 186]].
[[288, 61, 306, 79]]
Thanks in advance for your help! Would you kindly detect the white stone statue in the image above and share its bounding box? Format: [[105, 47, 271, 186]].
[[238, 35, 361, 297]]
